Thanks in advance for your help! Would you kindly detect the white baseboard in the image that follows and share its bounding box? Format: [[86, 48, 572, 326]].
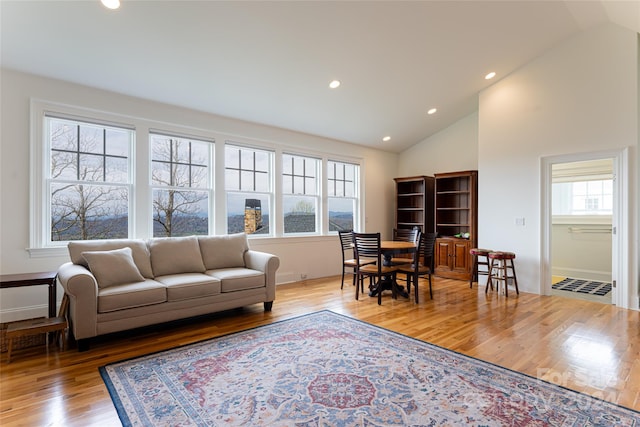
[[276, 272, 297, 284], [551, 267, 611, 283], [0, 304, 49, 324]]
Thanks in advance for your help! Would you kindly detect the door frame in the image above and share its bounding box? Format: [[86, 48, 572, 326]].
[[540, 147, 630, 308]]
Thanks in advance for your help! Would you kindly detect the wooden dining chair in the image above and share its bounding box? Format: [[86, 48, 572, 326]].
[[352, 232, 399, 305], [390, 227, 419, 265], [397, 231, 438, 303], [338, 230, 375, 289]]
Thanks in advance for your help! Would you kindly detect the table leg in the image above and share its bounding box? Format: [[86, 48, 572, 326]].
[[48, 276, 57, 318]]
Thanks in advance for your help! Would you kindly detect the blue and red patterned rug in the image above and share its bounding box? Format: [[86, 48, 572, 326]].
[[100, 310, 639, 426]]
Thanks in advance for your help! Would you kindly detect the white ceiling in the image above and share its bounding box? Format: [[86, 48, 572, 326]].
[[1, 1, 639, 153]]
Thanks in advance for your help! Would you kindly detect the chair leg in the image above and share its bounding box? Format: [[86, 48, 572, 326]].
[[413, 271, 419, 304], [503, 260, 508, 297], [486, 259, 496, 294], [341, 268, 346, 289], [509, 259, 519, 294], [470, 255, 478, 288], [428, 272, 433, 300], [355, 274, 360, 300]]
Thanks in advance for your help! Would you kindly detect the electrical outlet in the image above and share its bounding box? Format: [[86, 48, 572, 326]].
[[300, 273, 308, 280], [515, 217, 525, 226]]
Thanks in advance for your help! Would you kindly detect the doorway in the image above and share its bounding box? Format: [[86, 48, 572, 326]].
[[550, 158, 613, 304], [541, 148, 630, 308]]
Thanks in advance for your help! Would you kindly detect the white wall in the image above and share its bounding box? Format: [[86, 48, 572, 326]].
[[397, 112, 478, 177], [0, 69, 398, 322], [478, 23, 638, 307], [551, 223, 612, 282]]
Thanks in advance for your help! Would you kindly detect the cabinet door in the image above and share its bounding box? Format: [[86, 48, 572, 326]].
[[452, 240, 471, 273], [435, 239, 453, 271]]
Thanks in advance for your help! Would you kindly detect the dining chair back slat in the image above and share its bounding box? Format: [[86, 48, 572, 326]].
[[353, 232, 399, 305], [338, 230, 376, 289], [391, 228, 419, 265], [398, 231, 438, 303]]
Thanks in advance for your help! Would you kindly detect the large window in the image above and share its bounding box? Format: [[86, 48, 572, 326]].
[[150, 133, 212, 237], [225, 144, 273, 235], [327, 160, 359, 231], [282, 153, 320, 234], [47, 116, 133, 242], [35, 104, 363, 248], [552, 179, 613, 216]]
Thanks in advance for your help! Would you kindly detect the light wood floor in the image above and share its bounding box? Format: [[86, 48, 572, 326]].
[[1, 276, 639, 426]]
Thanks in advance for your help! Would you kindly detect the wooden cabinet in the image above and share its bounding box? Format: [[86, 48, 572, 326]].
[[394, 176, 434, 233], [434, 171, 477, 280], [435, 238, 472, 280]]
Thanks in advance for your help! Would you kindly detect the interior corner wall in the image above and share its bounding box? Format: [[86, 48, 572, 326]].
[[397, 112, 479, 177], [478, 23, 639, 303], [0, 69, 398, 322]]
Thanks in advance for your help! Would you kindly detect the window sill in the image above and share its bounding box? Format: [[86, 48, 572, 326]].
[[27, 246, 68, 258]]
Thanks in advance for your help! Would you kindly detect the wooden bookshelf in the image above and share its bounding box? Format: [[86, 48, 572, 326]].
[[434, 170, 478, 280], [394, 176, 434, 233]]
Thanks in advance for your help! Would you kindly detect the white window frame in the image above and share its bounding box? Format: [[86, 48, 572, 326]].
[[224, 142, 275, 237], [326, 159, 361, 233], [29, 100, 365, 257], [30, 100, 136, 254], [149, 131, 214, 238], [282, 153, 321, 235]]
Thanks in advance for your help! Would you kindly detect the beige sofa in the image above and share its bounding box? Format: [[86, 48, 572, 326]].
[[56, 233, 279, 350]]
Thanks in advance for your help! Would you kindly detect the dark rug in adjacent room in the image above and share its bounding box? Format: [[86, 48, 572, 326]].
[[100, 310, 638, 426], [552, 277, 612, 296]]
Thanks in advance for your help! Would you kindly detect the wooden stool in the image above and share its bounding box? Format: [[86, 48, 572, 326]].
[[469, 248, 492, 288], [486, 252, 519, 296], [6, 294, 68, 363]]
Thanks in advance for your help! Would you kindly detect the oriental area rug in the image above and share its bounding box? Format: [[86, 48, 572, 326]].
[[100, 310, 639, 426]]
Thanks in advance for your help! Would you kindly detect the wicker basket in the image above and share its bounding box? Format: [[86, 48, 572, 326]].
[[0, 319, 47, 353]]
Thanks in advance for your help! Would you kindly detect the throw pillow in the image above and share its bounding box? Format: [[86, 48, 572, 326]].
[[148, 235, 206, 277], [198, 233, 248, 270], [82, 247, 146, 289]]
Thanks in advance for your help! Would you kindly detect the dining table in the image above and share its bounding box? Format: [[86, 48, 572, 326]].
[[368, 240, 416, 299]]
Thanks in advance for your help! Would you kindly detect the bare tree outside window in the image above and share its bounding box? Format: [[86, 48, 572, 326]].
[[151, 134, 211, 237], [48, 118, 131, 241]]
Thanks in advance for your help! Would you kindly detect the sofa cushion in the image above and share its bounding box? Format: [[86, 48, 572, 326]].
[[148, 236, 206, 277], [154, 273, 221, 302], [97, 279, 167, 313], [68, 239, 154, 278], [207, 268, 265, 292], [198, 233, 248, 270], [82, 247, 146, 289]]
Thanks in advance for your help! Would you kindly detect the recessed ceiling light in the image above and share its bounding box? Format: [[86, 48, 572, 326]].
[[427, 108, 437, 115], [101, 0, 120, 9], [329, 80, 341, 89], [382, 136, 391, 142], [485, 72, 496, 80]]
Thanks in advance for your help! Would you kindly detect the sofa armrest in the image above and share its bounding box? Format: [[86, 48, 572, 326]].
[[244, 250, 280, 300], [57, 262, 99, 340]]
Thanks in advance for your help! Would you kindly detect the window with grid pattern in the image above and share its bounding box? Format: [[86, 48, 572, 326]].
[[150, 133, 212, 237], [47, 116, 133, 242], [282, 153, 320, 234], [327, 160, 359, 231], [225, 144, 273, 235]]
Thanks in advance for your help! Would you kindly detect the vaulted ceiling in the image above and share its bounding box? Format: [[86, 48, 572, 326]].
[[2, 1, 639, 152]]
